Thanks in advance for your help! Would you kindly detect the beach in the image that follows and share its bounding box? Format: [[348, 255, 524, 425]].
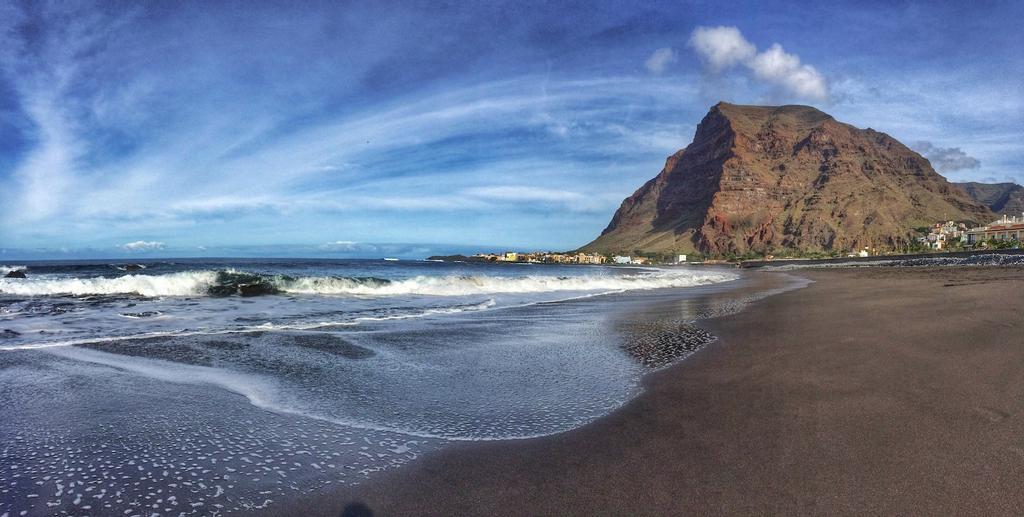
[[0, 259, 748, 515], [295, 266, 1024, 516], [4, 3, 1023, 516]]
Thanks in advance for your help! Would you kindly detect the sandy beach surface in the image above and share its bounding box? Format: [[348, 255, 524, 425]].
[[286, 266, 1024, 516]]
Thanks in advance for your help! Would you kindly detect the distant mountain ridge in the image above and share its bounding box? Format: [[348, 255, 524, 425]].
[[954, 182, 1024, 216], [582, 102, 994, 257]]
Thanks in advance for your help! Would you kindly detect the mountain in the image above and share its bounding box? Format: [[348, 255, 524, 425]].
[[954, 182, 1024, 216], [583, 102, 994, 257]]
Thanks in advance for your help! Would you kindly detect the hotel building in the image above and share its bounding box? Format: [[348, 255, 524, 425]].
[[965, 214, 1024, 245]]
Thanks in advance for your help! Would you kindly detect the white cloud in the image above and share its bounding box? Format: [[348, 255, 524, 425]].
[[748, 44, 828, 101], [318, 240, 359, 251], [688, 26, 756, 72], [688, 26, 829, 101], [121, 240, 165, 251], [644, 47, 678, 74]]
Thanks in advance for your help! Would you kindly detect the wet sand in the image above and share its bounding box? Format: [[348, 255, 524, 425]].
[[288, 266, 1024, 516]]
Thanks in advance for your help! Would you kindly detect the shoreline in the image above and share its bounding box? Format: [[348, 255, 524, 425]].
[[740, 248, 1024, 268], [282, 266, 1024, 516], [0, 262, 748, 516]]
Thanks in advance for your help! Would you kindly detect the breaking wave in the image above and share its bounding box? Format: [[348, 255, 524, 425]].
[[1, 265, 27, 275], [0, 271, 218, 297], [0, 269, 737, 298]]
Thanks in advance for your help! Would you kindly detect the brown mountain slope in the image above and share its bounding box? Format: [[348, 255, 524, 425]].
[[583, 102, 994, 257], [954, 182, 1024, 216]]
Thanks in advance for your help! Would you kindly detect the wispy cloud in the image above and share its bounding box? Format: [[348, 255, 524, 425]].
[[644, 47, 677, 74], [0, 38, 697, 247], [1, 2, 1021, 255], [463, 185, 584, 203]]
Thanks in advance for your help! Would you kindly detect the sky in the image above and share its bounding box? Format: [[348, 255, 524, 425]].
[[1, 0, 1022, 259]]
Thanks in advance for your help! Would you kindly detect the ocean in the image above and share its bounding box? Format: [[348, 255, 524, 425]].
[[0, 258, 749, 514]]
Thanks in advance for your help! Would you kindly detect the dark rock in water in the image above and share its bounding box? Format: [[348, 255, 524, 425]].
[[121, 311, 162, 318], [238, 283, 278, 297], [4, 270, 26, 278], [1, 329, 21, 339], [208, 270, 281, 296], [123, 264, 146, 271]]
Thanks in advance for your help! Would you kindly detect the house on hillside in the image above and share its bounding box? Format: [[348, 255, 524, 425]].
[[918, 220, 967, 250]]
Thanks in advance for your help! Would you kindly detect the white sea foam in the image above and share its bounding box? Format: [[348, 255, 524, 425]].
[[352, 299, 497, 321], [280, 270, 736, 296], [0, 269, 736, 298], [0, 271, 218, 297], [0, 299, 499, 352], [45, 346, 504, 441], [49, 346, 285, 413]]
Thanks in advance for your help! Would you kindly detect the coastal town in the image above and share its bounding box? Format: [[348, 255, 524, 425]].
[[910, 213, 1024, 251], [463, 251, 684, 265], [457, 212, 1024, 266]]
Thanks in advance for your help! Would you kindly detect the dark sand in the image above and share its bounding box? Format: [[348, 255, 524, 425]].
[[284, 267, 1024, 516]]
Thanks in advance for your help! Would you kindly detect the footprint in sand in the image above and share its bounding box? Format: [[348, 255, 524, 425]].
[[972, 406, 1010, 423]]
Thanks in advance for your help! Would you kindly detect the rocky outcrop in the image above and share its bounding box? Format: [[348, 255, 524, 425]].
[[954, 182, 1024, 217], [583, 102, 994, 257]]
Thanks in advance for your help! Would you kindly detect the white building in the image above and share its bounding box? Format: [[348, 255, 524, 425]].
[[965, 214, 1024, 245]]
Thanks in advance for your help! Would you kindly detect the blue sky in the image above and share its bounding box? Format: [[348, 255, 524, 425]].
[[1, 0, 1022, 259]]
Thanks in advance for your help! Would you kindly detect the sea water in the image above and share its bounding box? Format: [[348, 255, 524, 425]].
[[0, 258, 739, 514]]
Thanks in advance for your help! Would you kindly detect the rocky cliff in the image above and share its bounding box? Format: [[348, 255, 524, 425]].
[[583, 102, 994, 257], [954, 182, 1024, 217]]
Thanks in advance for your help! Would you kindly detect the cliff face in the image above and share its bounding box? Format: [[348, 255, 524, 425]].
[[954, 182, 1024, 216], [584, 102, 994, 256]]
